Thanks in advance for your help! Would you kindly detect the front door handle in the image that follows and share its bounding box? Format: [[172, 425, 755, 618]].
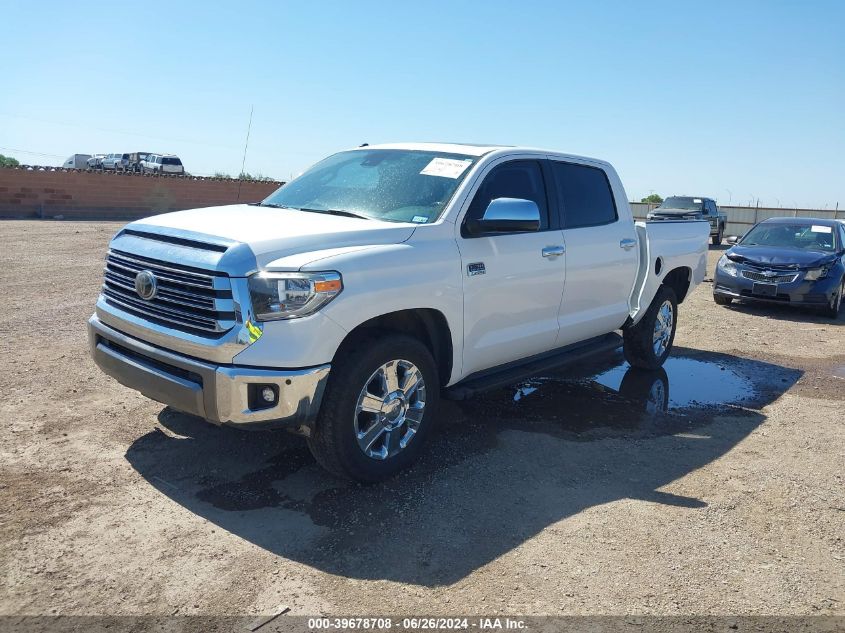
[[542, 245, 565, 258], [620, 238, 637, 250]]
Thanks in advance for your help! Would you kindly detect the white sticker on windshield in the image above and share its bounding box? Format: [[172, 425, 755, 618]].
[[811, 225, 832, 233], [420, 158, 472, 179], [693, 198, 702, 203], [411, 215, 429, 223]]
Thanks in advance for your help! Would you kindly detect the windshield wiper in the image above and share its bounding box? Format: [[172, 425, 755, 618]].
[[297, 207, 372, 220], [256, 202, 296, 209]]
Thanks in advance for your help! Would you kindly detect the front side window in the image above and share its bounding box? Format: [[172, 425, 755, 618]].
[[262, 149, 478, 224], [551, 161, 617, 229], [463, 160, 549, 233]]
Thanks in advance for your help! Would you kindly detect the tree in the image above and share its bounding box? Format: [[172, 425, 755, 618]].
[[641, 193, 663, 204], [0, 154, 20, 167], [238, 172, 275, 182]]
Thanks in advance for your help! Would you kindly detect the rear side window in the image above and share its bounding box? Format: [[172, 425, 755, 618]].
[[551, 162, 617, 229], [464, 160, 549, 232]]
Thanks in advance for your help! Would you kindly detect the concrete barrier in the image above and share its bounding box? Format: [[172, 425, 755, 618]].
[[0, 166, 283, 219]]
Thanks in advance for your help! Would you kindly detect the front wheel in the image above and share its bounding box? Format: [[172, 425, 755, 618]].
[[714, 293, 733, 306], [711, 227, 723, 245], [307, 333, 440, 482], [822, 279, 844, 319], [623, 286, 678, 370]]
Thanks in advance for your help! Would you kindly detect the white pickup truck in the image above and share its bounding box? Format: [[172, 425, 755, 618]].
[[89, 143, 709, 481]]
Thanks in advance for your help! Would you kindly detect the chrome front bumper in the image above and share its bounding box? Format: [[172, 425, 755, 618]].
[[88, 315, 330, 430]]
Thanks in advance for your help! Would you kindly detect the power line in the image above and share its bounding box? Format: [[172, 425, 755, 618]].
[[0, 111, 241, 151], [0, 146, 66, 159]]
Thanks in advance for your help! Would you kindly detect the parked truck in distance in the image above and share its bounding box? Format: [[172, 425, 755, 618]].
[[648, 196, 727, 245], [62, 154, 92, 169], [88, 143, 709, 481]]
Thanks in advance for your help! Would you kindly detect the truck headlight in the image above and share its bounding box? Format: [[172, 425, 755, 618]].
[[804, 266, 831, 281], [717, 255, 738, 277], [248, 271, 342, 320]]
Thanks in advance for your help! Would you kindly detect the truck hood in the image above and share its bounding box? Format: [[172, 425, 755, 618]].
[[130, 204, 417, 268], [727, 245, 836, 269], [651, 208, 703, 216]]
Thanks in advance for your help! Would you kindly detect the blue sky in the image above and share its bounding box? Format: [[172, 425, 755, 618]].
[[2, 1, 843, 208]]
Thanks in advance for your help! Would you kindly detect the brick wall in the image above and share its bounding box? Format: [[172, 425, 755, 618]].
[[0, 167, 283, 219]]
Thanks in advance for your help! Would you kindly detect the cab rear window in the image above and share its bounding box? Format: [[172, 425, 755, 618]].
[[550, 162, 617, 229]]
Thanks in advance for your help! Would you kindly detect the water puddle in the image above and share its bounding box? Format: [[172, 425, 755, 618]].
[[464, 353, 762, 439], [592, 357, 755, 409], [832, 364, 845, 379]]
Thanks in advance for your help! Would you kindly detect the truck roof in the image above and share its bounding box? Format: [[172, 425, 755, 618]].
[[667, 195, 715, 202], [360, 142, 508, 156], [356, 142, 610, 168]]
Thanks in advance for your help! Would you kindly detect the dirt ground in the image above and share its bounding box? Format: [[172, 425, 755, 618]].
[[0, 220, 843, 618]]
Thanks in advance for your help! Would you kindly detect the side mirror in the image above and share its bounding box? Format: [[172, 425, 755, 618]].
[[726, 235, 739, 245], [467, 198, 541, 235]]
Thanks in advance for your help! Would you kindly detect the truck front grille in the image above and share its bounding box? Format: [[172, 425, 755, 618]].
[[102, 250, 236, 335]]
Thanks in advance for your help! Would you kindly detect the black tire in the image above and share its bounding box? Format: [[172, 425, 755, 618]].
[[821, 278, 844, 319], [711, 227, 723, 246], [307, 332, 440, 483], [623, 285, 678, 370], [714, 293, 733, 306]]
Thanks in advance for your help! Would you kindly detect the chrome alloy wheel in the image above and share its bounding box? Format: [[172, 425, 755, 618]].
[[354, 359, 426, 460], [652, 299, 674, 356]]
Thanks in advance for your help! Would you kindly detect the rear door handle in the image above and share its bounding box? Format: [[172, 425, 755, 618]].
[[620, 238, 637, 250], [542, 245, 565, 258]]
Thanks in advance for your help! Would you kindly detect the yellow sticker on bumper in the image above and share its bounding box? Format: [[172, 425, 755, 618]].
[[245, 319, 262, 343]]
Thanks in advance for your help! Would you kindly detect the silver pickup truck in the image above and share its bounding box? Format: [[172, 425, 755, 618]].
[[88, 143, 709, 481]]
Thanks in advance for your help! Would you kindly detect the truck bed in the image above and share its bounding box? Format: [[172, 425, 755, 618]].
[[628, 219, 710, 324]]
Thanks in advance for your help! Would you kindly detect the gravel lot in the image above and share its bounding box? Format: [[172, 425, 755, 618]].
[[1, 220, 843, 618]]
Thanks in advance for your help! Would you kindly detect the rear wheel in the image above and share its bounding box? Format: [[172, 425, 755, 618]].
[[714, 293, 733, 306], [623, 286, 678, 370], [307, 333, 439, 482]]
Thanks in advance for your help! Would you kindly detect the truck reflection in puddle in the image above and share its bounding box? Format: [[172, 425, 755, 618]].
[[463, 350, 762, 441]]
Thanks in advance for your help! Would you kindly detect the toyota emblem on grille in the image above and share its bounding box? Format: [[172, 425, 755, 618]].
[[134, 270, 158, 300]]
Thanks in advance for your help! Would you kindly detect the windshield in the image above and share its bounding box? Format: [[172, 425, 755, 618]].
[[261, 149, 478, 223], [741, 223, 837, 252], [657, 197, 704, 211]]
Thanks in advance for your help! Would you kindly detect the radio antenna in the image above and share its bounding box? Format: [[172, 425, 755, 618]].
[[236, 105, 254, 201]]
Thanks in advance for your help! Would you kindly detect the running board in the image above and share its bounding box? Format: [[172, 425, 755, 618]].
[[444, 332, 623, 401]]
